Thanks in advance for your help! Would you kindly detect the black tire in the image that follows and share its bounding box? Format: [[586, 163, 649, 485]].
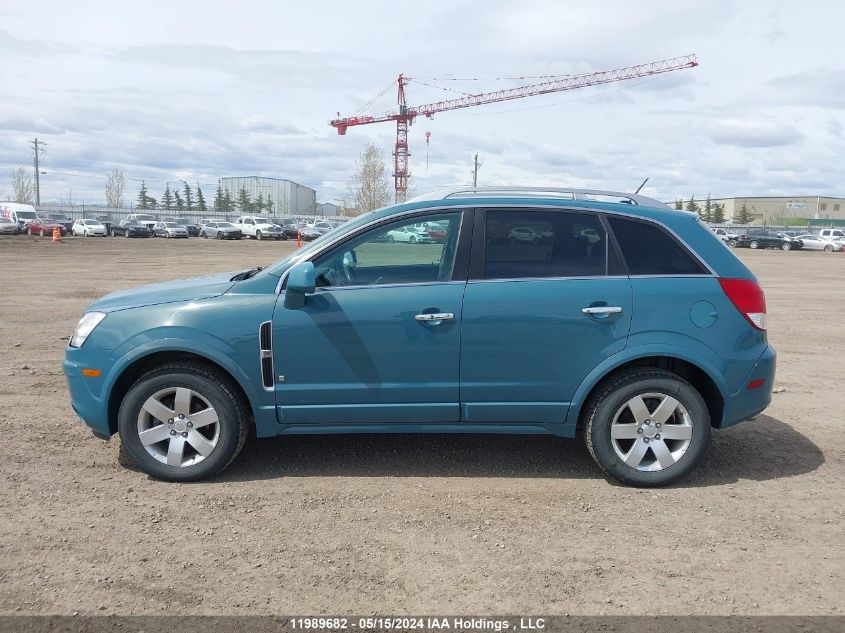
[[256, 231, 263, 240], [117, 362, 249, 482], [781, 242, 791, 251], [409, 235, 417, 244], [749, 240, 759, 249], [217, 232, 223, 240], [727, 239, 737, 247], [582, 368, 711, 487], [387, 235, 395, 243], [27, 226, 33, 236], [202, 231, 208, 239], [824, 244, 833, 252]]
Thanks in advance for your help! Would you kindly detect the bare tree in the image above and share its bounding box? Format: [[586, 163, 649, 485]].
[[344, 143, 391, 215], [11, 166, 35, 204], [105, 168, 126, 208]]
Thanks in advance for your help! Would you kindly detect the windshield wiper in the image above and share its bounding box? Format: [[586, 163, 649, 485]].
[[231, 266, 263, 281]]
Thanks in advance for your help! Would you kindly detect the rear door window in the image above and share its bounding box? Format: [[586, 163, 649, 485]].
[[482, 209, 616, 279], [607, 217, 707, 275]]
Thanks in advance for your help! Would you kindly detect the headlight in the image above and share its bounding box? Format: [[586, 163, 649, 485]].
[[69, 312, 107, 348]]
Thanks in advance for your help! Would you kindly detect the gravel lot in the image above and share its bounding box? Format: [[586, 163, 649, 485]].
[[0, 235, 842, 615]]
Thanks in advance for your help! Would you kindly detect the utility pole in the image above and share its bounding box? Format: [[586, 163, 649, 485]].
[[472, 153, 482, 188], [29, 138, 46, 207]]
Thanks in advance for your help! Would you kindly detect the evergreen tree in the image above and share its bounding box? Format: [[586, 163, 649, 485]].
[[237, 187, 252, 213], [182, 181, 194, 213], [223, 190, 233, 213], [255, 193, 266, 213], [685, 196, 700, 215], [735, 202, 752, 224], [213, 182, 225, 211], [266, 195, 274, 215], [137, 180, 154, 210], [711, 202, 725, 224], [174, 191, 184, 212], [196, 185, 207, 212], [161, 185, 174, 210], [702, 195, 713, 223], [674, 199, 683, 210]]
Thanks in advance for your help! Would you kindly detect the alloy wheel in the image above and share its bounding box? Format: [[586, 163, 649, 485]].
[[136, 387, 221, 467], [610, 392, 693, 472]]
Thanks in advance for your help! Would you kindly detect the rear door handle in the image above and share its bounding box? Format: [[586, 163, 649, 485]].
[[581, 306, 623, 315], [415, 312, 455, 322]]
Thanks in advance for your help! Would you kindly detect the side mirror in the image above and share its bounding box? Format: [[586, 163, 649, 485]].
[[284, 261, 315, 309]]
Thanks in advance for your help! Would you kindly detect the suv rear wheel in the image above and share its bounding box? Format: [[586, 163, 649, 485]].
[[583, 368, 710, 487], [117, 362, 249, 482]]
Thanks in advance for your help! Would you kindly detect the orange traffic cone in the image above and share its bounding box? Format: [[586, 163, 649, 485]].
[[52, 227, 62, 243], [296, 230, 302, 248]]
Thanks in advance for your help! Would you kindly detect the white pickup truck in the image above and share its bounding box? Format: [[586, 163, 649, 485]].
[[126, 213, 158, 230], [235, 216, 283, 240]]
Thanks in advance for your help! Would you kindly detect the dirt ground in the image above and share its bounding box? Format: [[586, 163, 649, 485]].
[[0, 234, 842, 616]]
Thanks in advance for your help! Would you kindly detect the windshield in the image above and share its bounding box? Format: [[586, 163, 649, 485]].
[[135, 214, 155, 221], [217, 222, 234, 227], [175, 218, 192, 224], [50, 214, 70, 221], [163, 222, 179, 227], [17, 211, 37, 219], [254, 217, 271, 223]]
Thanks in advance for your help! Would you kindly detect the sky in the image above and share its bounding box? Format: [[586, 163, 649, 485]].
[[0, 0, 842, 207]]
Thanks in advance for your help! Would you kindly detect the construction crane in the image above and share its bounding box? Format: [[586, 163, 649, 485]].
[[331, 54, 698, 203]]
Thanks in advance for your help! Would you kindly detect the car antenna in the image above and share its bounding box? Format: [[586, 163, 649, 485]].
[[634, 177, 649, 194]]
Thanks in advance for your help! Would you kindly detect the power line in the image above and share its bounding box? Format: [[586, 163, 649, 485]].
[[29, 138, 46, 206]]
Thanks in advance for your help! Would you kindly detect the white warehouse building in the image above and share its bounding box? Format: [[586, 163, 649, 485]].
[[221, 176, 316, 216]]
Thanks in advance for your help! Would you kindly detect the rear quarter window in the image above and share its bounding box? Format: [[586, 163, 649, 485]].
[[607, 216, 707, 276]]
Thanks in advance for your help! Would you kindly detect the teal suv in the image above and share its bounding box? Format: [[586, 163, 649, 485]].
[[64, 188, 776, 486]]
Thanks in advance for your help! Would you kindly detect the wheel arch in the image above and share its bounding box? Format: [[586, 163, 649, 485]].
[[107, 350, 252, 436], [569, 354, 724, 430]]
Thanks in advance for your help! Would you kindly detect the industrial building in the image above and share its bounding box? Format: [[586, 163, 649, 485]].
[[221, 176, 316, 216], [710, 195, 845, 225]]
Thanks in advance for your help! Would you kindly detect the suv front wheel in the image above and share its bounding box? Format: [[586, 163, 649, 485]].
[[583, 368, 710, 487], [117, 362, 249, 481]]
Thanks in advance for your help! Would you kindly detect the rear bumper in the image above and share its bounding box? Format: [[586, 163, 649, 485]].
[[719, 344, 777, 428]]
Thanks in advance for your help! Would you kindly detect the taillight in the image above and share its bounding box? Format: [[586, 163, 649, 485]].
[[718, 278, 767, 330]]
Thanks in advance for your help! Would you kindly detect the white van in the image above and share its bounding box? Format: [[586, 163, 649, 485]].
[[0, 202, 39, 228], [817, 228, 845, 241]]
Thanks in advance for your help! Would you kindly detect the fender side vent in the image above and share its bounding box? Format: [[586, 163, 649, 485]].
[[259, 321, 274, 389]]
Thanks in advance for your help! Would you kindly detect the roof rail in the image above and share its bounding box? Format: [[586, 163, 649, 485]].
[[408, 186, 669, 208]]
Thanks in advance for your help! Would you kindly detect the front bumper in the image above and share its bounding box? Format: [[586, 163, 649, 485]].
[[64, 357, 112, 438], [720, 344, 777, 428]]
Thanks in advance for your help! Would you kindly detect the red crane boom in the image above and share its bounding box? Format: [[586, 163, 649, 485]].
[[331, 54, 698, 202]]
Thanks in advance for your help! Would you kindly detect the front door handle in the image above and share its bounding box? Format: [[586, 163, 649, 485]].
[[581, 306, 623, 315], [415, 312, 455, 322]]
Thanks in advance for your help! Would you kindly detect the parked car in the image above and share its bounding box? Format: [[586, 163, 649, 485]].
[[817, 228, 845, 241], [25, 217, 67, 237], [294, 223, 322, 241], [126, 213, 158, 230], [96, 215, 115, 235], [200, 221, 243, 240], [45, 213, 74, 234], [508, 226, 547, 244], [235, 216, 284, 240], [0, 202, 39, 229], [386, 225, 432, 243], [154, 222, 189, 238], [0, 217, 21, 234], [115, 219, 154, 238], [272, 218, 299, 240], [791, 233, 843, 252], [65, 186, 775, 487], [172, 218, 200, 237], [734, 229, 801, 251], [415, 221, 447, 243], [712, 227, 739, 246], [72, 218, 108, 237]]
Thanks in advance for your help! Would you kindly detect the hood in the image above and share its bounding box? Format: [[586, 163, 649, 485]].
[[88, 271, 238, 313]]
